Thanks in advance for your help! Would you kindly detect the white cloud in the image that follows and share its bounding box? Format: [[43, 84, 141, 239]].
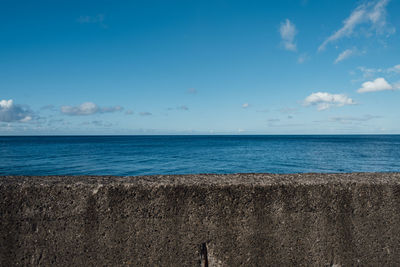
[[61, 102, 123, 116], [61, 102, 96, 115], [357, 77, 394, 93], [304, 92, 355, 111], [0, 99, 33, 122], [318, 0, 393, 51], [0, 99, 13, 109], [279, 19, 297, 51], [334, 49, 354, 64], [139, 112, 152, 116], [242, 103, 250, 108]]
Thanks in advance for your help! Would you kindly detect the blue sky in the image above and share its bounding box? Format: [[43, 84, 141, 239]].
[[1, 0, 399, 135]]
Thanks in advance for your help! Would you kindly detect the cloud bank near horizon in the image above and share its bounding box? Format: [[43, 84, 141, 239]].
[[61, 102, 123, 116]]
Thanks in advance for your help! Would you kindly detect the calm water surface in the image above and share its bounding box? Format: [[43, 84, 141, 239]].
[[1, 135, 399, 176]]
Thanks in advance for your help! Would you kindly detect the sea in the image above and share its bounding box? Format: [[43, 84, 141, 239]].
[[0, 135, 399, 176]]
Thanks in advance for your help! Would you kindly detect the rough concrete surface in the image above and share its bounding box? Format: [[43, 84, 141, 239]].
[[1, 173, 400, 266]]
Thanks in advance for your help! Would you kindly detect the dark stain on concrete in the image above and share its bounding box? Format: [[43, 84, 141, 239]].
[[199, 242, 209, 267]]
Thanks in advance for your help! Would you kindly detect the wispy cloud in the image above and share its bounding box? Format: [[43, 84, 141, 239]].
[[318, 0, 393, 51], [186, 88, 197, 94], [304, 92, 355, 111], [330, 114, 381, 124], [297, 53, 309, 64], [177, 105, 189, 111], [334, 48, 355, 64], [388, 64, 400, 74], [166, 105, 189, 111], [61, 102, 123, 116], [46, 118, 69, 127], [81, 120, 113, 127], [279, 107, 298, 114], [0, 99, 34, 122], [242, 103, 250, 109], [77, 14, 107, 28], [267, 118, 304, 128], [280, 19, 297, 51], [40, 104, 56, 111], [354, 64, 400, 81], [139, 112, 152, 116], [357, 77, 395, 93], [357, 66, 383, 79]]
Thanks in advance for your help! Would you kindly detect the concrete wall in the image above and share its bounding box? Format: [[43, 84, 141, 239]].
[[1, 173, 400, 266]]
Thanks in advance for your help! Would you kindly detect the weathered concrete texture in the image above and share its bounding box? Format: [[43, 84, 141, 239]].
[[1, 173, 400, 266]]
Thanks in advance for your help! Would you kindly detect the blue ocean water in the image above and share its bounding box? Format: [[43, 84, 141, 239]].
[[0, 135, 400, 176]]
